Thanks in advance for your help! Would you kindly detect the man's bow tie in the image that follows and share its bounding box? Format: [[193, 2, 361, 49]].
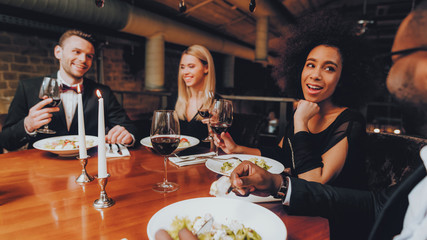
[[61, 84, 83, 93]]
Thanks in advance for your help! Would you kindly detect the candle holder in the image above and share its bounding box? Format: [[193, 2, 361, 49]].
[[76, 156, 94, 183], [93, 174, 115, 208]]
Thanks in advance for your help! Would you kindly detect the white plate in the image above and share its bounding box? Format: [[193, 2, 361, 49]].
[[140, 135, 199, 152], [205, 154, 285, 176], [147, 197, 287, 240], [33, 135, 98, 157]]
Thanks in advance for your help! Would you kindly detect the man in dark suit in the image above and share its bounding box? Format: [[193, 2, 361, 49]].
[[1, 29, 137, 151], [229, 2, 427, 240]]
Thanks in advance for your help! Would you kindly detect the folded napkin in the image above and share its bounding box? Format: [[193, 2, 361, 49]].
[[106, 144, 130, 158], [169, 152, 216, 167]]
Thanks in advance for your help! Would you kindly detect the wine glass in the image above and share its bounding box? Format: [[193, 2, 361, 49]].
[[150, 110, 180, 193], [37, 77, 61, 134], [196, 90, 215, 142], [209, 99, 233, 155]]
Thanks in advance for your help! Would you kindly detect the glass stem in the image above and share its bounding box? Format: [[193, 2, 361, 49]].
[[210, 138, 218, 156], [163, 156, 168, 183]]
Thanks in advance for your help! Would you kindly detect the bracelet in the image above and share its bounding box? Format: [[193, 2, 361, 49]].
[[273, 175, 288, 200]]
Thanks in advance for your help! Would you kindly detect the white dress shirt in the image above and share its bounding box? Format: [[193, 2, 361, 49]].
[[57, 71, 81, 131], [394, 146, 427, 240]]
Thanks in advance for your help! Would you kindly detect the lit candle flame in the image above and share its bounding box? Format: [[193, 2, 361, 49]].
[[96, 89, 102, 98]]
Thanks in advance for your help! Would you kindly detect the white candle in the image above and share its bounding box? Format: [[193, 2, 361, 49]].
[[77, 84, 88, 159], [96, 90, 107, 178]]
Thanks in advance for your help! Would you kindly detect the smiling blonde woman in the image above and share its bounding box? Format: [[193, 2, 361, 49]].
[[171, 45, 219, 144]]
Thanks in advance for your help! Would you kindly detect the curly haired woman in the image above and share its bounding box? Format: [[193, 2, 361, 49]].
[[214, 11, 378, 190]]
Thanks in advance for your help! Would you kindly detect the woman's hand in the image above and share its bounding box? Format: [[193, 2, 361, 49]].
[[213, 132, 262, 155], [293, 100, 319, 132], [213, 132, 239, 154], [201, 118, 209, 124]]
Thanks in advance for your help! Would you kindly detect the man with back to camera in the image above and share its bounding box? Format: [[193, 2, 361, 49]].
[[1, 29, 137, 151], [228, 2, 427, 240]]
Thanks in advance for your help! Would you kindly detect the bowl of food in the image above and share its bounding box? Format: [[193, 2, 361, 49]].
[[33, 135, 97, 157], [140, 135, 199, 153], [147, 197, 287, 239]]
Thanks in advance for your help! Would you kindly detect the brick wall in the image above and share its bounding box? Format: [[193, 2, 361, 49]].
[[0, 31, 161, 120], [102, 46, 160, 119], [0, 31, 60, 113]]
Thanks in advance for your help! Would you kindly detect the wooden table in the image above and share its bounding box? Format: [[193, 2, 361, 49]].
[[0, 147, 329, 239]]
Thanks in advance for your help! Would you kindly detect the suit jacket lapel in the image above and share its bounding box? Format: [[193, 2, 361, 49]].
[[55, 103, 68, 131]]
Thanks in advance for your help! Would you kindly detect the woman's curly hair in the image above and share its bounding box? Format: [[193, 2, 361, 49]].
[[273, 10, 379, 108]]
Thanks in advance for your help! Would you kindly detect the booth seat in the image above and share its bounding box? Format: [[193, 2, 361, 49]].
[[366, 132, 427, 191]]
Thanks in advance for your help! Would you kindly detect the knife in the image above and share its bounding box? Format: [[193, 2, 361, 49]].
[[115, 143, 122, 155], [173, 152, 216, 162]]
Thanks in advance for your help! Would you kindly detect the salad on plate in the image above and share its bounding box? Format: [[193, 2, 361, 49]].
[[220, 157, 272, 175], [167, 214, 262, 240], [43, 138, 95, 150]]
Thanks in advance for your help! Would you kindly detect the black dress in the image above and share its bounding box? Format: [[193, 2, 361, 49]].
[[179, 113, 210, 144], [167, 92, 221, 150], [260, 108, 369, 190]]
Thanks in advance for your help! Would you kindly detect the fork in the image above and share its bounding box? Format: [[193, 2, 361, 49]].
[[181, 155, 242, 162], [108, 143, 113, 154], [173, 152, 216, 161], [115, 143, 123, 155]]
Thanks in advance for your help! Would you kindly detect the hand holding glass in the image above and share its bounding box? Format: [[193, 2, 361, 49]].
[[197, 91, 215, 142], [37, 77, 61, 134], [209, 99, 233, 155], [150, 110, 180, 193]]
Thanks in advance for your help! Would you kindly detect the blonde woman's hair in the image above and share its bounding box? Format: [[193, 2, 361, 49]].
[[175, 45, 216, 120]]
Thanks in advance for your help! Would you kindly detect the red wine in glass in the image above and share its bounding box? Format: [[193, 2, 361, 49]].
[[209, 99, 233, 155], [150, 110, 180, 193], [210, 123, 231, 134], [198, 109, 211, 118], [151, 136, 180, 155], [37, 77, 61, 134], [44, 98, 62, 108]]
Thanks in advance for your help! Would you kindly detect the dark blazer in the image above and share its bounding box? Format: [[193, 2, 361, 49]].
[[286, 165, 426, 240], [1, 74, 137, 151]]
